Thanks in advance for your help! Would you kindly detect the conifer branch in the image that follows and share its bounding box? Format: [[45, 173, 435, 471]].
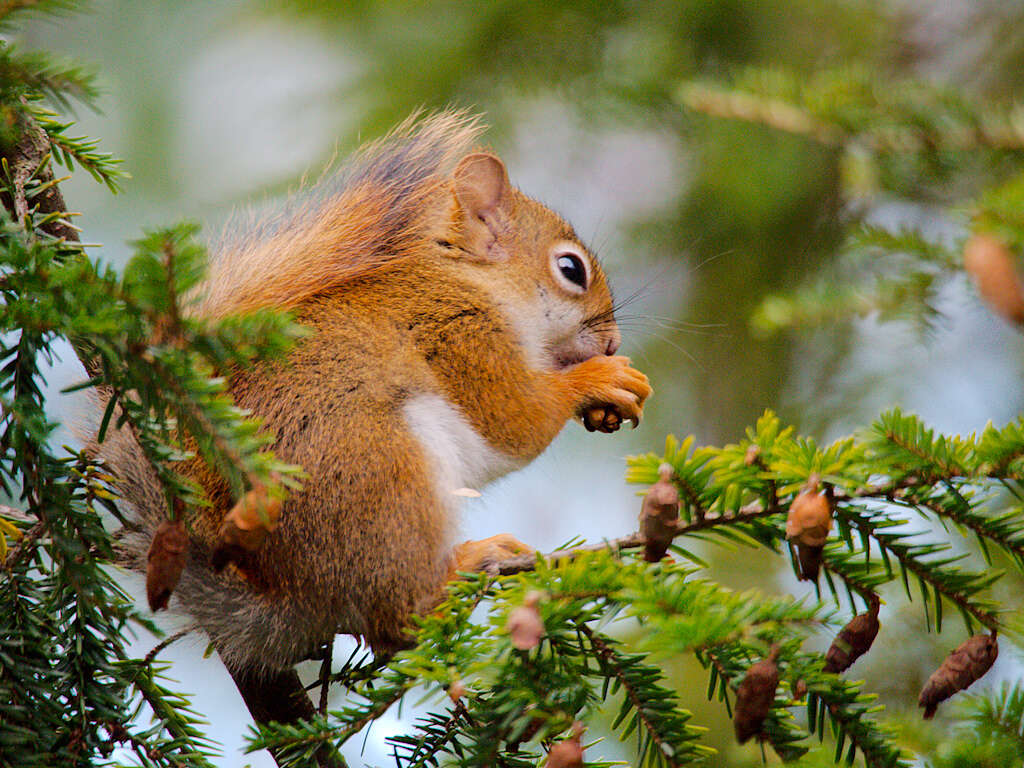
[[387, 705, 470, 768], [832, 504, 1000, 631], [125, 663, 221, 768], [699, 642, 910, 767], [496, 502, 779, 575], [3, 111, 83, 246], [906, 487, 1024, 569], [965, 682, 1024, 756], [495, 476, 922, 578], [27, 104, 126, 190], [2, 517, 42, 570], [678, 72, 1024, 154], [580, 624, 708, 766]]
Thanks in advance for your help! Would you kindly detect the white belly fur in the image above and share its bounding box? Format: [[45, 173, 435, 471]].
[[402, 392, 523, 504]]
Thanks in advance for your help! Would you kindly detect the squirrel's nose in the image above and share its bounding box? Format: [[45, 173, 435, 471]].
[[605, 335, 621, 356]]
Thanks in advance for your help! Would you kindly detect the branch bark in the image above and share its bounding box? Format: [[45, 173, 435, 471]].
[[2, 112, 99, 378], [494, 501, 780, 575], [492, 477, 927, 576], [6, 111, 81, 243], [229, 666, 346, 768]]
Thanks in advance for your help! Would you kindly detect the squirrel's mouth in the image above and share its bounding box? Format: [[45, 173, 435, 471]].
[[551, 334, 617, 369], [554, 351, 595, 369]]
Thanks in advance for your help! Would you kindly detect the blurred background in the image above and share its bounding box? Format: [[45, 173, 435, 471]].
[[17, 1, 1024, 765]]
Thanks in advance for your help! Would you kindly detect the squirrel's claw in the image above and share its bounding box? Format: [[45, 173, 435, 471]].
[[568, 355, 651, 433]]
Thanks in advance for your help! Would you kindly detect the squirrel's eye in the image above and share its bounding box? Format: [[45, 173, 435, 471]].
[[556, 253, 588, 289]]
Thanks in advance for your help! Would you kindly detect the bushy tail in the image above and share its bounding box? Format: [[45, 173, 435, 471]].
[[196, 109, 484, 318], [106, 426, 324, 671]]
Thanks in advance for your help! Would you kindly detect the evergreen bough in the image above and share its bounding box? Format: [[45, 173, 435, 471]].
[[2, 4, 1024, 768]]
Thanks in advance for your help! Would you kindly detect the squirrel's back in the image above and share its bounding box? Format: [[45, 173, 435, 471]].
[[104, 110, 650, 673], [108, 112, 487, 670], [196, 110, 484, 318]]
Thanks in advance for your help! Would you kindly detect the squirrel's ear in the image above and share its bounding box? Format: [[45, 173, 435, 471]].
[[452, 153, 510, 260]]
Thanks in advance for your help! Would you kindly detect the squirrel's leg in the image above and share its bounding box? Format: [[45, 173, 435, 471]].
[[448, 534, 534, 579], [409, 535, 532, 619], [397, 536, 534, 645]]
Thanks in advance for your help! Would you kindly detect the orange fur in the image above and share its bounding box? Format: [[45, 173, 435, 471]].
[[102, 112, 651, 671], [196, 111, 483, 318]]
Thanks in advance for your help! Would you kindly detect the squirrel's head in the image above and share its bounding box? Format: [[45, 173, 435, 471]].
[[441, 152, 621, 371]]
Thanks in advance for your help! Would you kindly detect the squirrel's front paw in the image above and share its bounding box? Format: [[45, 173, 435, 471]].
[[450, 534, 533, 578], [564, 355, 652, 432]]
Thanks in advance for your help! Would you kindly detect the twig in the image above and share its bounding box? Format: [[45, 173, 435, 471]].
[[496, 501, 779, 575], [580, 625, 677, 759], [678, 82, 1024, 153], [143, 627, 193, 665], [494, 477, 934, 576], [3, 519, 44, 571], [319, 643, 333, 715], [1, 112, 99, 377]]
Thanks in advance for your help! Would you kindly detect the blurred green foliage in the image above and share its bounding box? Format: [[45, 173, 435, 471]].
[[265, 0, 907, 440]]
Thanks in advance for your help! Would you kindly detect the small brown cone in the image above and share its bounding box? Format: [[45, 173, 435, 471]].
[[734, 646, 781, 744], [640, 463, 680, 562], [964, 233, 1024, 326], [546, 722, 584, 768], [786, 477, 831, 581], [212, 484, 283, 570], [793, 544, 824, 582], [919, 633, 998, 719], [824, 598, 881, 674], [507, 591, 545, 650], [447, 678, 466, 703], [146, 519, 188, 611], [743, 445, 761, 466]]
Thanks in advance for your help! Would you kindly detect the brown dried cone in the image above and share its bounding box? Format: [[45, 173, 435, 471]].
[[791, 543, 823, 583], [447, 678, 467, 703], [824, 596, 881, 674], [212, 483, 283, 570], [964, 232, 1024, 326], [640, 463, 680, 562], [743, 445, 761, 466], [918, 632, 998, 719], [734, 645, 781, 744], [546, 721, 585, 768], [506, 591, 545, 650], [786, 477, 831, 581], [792, 679, 808, 700], [146, 519, 188, 611]]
